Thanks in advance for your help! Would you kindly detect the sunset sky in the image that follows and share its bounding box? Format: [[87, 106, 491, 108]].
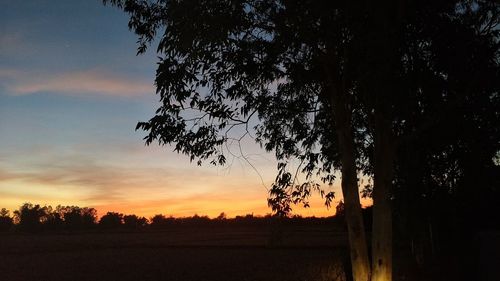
[[0, 0, 369, 218]]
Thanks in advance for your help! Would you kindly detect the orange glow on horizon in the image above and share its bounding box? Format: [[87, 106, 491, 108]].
[[0, 154, 372, 220], [93, 193, 373, 219]]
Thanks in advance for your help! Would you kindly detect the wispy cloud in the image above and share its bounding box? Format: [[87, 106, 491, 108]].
[[0, 158, 272, 218], [0, 145, 351, 218], [1, 68, 154, 98], [0, 145, 264, 208], [0, 154, 173, 203]]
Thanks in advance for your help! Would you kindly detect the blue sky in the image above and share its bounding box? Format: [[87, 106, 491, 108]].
[[0, 0, 348, 217]]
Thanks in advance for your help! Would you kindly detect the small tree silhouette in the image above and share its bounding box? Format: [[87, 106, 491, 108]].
[[99, 212, 124, 228], [150, 214, 171, 228], [123, 214, 148, 229], [0, 208, 13, 232], [216, 212, 227, 220], [81, 207, 98, 228]]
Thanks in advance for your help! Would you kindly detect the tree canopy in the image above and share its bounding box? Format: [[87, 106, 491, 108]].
[[104, 1, 499, 280], [104, 0, 498, 209]]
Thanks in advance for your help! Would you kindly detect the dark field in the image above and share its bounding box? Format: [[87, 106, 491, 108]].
[[0, 226, 349, 281]]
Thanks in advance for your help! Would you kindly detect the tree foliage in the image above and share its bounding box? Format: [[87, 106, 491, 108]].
[[55, 205, 98, 230], [0, 208, 13, 232], [104, 0, 499, 280], [13, 203, 51, 232], [104, 0, 368, 213], [99, 212, 124, 228], [104, 0, 498, 213], [124, 214, 148, 228]]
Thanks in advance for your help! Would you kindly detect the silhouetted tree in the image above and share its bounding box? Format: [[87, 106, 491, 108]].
[[383, 2, 500, 279], [150, 214, 167, 227], [44, 207, 64, 231], [54, 205, 97, 230], [0, 208, 13, 232], [104, 1, 499, 280], [216, 212, 227, 220], [13, 203, 50, 233], [188, 214, 211, 225], [99, 212, 124, 228], [62, 206, 84, 229], [80, 207, 98, 228], [151, 214, 181, 228], [103, 1, 371, 278], [123, 214, 148, 229], [0, 208, 9, 217]]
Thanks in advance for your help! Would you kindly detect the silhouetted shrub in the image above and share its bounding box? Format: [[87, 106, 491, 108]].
[[150, 214, 175, 228], [123, 214, 148, 229], [99, 212, 124, 228], [185, 214, 211, 226], [216, 212, 227, 220]]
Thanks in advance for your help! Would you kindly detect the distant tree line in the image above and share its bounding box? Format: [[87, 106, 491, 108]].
[[0, 202, 358, 233]]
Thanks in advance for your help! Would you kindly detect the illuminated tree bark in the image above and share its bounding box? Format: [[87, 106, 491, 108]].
[[335, 107, 371, 281], [325, 62, 371, 281]]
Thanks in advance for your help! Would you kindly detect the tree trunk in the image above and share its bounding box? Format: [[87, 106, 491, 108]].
[[371, 114, 394, 281], [325, 73, 371, 281], [339, 129, 371, 281]]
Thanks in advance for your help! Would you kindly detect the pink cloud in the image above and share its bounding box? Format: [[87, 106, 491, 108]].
[[2, 68, 154, 98]]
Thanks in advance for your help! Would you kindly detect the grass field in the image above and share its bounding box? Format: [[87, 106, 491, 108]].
[[0, 226, 349, 281]]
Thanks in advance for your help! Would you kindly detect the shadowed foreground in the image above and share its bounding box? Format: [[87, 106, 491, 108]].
[[0, 226, 348, 281]]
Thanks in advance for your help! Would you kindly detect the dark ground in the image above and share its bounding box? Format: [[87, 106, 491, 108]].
[[0, 226, 349, 281], [1, 226, 498, 281]]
